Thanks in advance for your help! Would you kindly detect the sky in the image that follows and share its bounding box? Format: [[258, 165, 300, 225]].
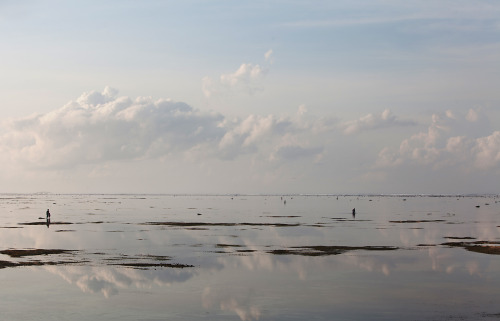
[[1, 0, 500, 194]]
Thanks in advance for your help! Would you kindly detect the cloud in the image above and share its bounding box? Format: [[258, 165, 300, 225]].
[[281, 2, 500, 30], [3, 86, 497, 194], [217, 114, 291, 159], [466, 108, 479, 122], [340, 109, 416, 135], [220, 63, 265, 88], [0, 87, 225, 169], [217, 106, 329, 162], [473, 131, 500, 170], [201, 76, 216, 99], [264, 49, 274, 64], [202, 51, 272, 98], [203, 63, 266, 97], [202, 287, 261, 321], [45, 265, 195, 298], [0, 88, 331, 173], [375, 108, 500, 171]]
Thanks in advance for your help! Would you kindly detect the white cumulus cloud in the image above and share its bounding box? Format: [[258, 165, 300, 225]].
[[0, 87, 225, 169], [0, 88, 330, 173], [375, 108, 500, 171], [473, 131, 500, 170], [2, 87, 498, 194], [202, 51, 273, 98]]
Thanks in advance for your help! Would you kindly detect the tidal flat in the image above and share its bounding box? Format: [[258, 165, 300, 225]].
[[0, 194, 500, 320]]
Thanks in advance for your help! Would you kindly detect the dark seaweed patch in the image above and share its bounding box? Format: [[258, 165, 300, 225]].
[[0, 260, 76, 268], [389, 220, 446, 223], [18, 222, 73, 226], [330, 218, 372, 222], [465, 246, 500, 255], [480, 313, 500, 318], [141, 221, 300, 227], [17, 260, 87, 267], [216, 244, 243, 248], [0, 249, 83, 268], [268, 245, 398, 256], [0, 260, 19, 269], [111, 262, 193, 269], [261, 215, 301, 218], [137, 254, 172, 261], [0, 249, 76, 257], [444, 236, 476, 240], [0, 248, 193, 270], [441, 241, 500, 255]]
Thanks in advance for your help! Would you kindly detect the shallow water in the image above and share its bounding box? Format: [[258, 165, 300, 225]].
[[1, 194, 499, 320]]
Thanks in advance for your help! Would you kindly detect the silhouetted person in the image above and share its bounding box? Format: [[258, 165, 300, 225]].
[[352, 208, 356, 218]]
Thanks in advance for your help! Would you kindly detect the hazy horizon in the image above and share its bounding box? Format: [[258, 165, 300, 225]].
[[2, 192, 499, 198]]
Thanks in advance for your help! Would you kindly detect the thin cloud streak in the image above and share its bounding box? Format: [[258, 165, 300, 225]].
[[280, 1, 500, 29]]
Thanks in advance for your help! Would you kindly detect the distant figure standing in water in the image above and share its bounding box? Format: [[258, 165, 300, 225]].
[[46, 209, 51, 228], [352, 208, 356, 218]]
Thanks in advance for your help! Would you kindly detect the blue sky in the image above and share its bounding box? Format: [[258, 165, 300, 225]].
[[1, 1, 499, 194]]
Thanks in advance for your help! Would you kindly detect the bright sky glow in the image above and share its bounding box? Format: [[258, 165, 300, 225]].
[[1, 1, 499, 194]]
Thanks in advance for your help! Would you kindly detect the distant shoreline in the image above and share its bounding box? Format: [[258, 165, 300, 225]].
[[1, 193, 498, 198]]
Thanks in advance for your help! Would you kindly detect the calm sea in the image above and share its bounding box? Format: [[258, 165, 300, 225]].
[[0, 194, 499, 320]]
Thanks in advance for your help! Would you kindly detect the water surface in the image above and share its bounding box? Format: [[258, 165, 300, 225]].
[[1, 194, 499, 320]]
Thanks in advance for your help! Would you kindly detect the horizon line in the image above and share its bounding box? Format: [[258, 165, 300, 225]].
[[1, 192, 498, 198]]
